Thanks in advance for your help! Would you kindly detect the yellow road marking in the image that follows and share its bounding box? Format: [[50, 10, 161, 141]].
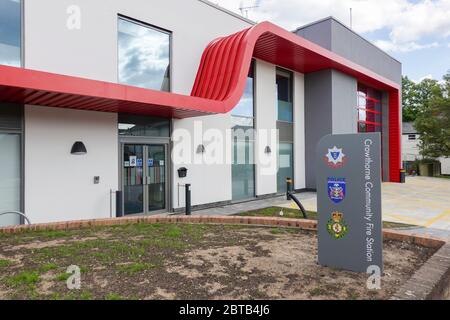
[[383, 213, 425, 226], [424, 209, 450, 227]]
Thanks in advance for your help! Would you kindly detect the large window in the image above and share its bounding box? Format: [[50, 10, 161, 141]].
[[276, 68, 294, 193], [0, 0, 21, 67], [357, 84, 382, 133], [276, 69, 293, 123], [118, 16, 170, 91], [231, 61, 255, 201]]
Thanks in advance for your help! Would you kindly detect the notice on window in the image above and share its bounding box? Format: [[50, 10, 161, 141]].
[[279, 155, 291, 168], [129, 156, 137, 167]]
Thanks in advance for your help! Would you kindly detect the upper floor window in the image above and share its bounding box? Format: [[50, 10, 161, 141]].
[[357, 84, 382, 133], [408, 134, 417, 141], [276, 68, 293, 123], [231, 61, 254, 119], [118, 16, 170, 91], [0, 0, 21, 67]]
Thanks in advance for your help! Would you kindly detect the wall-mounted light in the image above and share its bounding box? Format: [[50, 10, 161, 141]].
[[196, 144, 206, 154], [71, 141, 87, 155], [264, 146, 272, 154]]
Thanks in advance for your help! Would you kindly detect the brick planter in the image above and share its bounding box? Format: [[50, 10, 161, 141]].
[[1, 215, 448, 299]]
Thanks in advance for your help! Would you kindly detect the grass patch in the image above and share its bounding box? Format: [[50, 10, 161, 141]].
[[55, 272, 71, 282], [308, 287, 327, 296], [7, 271, 40, 288], [237, 207, 317, 219], [237, 207, 417, 229], [117, 262, 158, 274], [38, 230, 70, 239], [106, 293, 127, 300], [0, 259, 13, 268], [346, 288, 360, 300], [39, 263, 58, 273], [50, 291, 94, 300], [164, 225, 183, 238]]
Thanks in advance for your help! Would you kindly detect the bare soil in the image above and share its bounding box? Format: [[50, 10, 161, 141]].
[[0, 224, 436, 300]]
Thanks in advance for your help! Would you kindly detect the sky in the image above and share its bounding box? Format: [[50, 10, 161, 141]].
[[213, 0, 450, 82]]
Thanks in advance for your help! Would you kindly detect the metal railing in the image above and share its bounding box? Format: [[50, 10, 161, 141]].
[[0, 211, 31, 225]]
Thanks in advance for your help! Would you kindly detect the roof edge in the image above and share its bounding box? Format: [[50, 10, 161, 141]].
[[197, 0, 256, 25], [294, 16, 401, 65]]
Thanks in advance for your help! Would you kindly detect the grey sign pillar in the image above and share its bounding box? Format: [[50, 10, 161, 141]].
[[316, 133, 382, 273]]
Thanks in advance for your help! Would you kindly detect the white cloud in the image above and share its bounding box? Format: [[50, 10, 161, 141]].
[[414, 74, 433, 83], [373, 40, 439, 53], [215, 0, 450, 52]]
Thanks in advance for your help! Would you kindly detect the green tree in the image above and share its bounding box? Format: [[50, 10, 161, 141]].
[[414, 71, 450, 158], [402, 76, 418, 122], [402, 76, 443, 122]]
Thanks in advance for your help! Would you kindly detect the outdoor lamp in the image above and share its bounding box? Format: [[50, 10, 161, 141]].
[[196, 144, 206, 154], [71, 141, 87, 155], [264, 146, 272, 154]]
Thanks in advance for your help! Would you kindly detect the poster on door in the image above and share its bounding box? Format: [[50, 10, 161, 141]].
[[129, 156, 137, 167]]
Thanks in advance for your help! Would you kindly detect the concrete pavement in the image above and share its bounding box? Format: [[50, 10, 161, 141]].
[[281, 176, 450, 232]]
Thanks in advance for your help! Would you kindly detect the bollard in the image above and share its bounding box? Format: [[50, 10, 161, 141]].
[[185, 184, 191, 216], [400, 169, 406, 183], [286, 178, 293, 200], [116, 191, 123, 217]]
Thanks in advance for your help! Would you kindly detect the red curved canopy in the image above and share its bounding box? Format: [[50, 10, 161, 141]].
[[0, 21, 401, 181]]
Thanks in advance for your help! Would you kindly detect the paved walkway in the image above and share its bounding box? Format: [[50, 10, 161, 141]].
[[280, 177, 450, 232], [193, 192, 316, 216]]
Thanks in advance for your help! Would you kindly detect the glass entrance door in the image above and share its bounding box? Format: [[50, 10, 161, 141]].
[[122, 144, 167, 215], [146, 145, 166, 211]]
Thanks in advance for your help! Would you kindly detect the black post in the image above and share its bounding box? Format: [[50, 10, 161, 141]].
[[185, 184, 191, 216], [286, 178, 292, 200], [400, 169, 406, 183], [116, 191, 123, 217]]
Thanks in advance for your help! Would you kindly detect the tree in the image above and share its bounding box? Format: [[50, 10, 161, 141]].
[[402, 76, 418, 122], [414, 71, 450, 158]]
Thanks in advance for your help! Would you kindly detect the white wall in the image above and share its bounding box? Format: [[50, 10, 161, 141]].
[[441, 157, 450, 175], [402, 134, 421, 162], [171, 114, 232, 209], [255, 60, 277, 196], [24, 106, 118, 223], [293, 72, 306, 190]]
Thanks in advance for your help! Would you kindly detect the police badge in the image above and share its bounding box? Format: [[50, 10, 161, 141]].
[[327, 211, 349, 239], [328, 177, 346, 204]]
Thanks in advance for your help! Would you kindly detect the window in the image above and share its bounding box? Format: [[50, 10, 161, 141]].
[[276, 68, 294, 192], [118, 114, 170, 137], [408, 134, 416, 141], [0, 0, 21, 67], [276, 69, 293, 123], [232, 61, 255, 201], [118, 16, 170, 91], [357, 84, 382, 133], [232, 62, 254, 119]]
